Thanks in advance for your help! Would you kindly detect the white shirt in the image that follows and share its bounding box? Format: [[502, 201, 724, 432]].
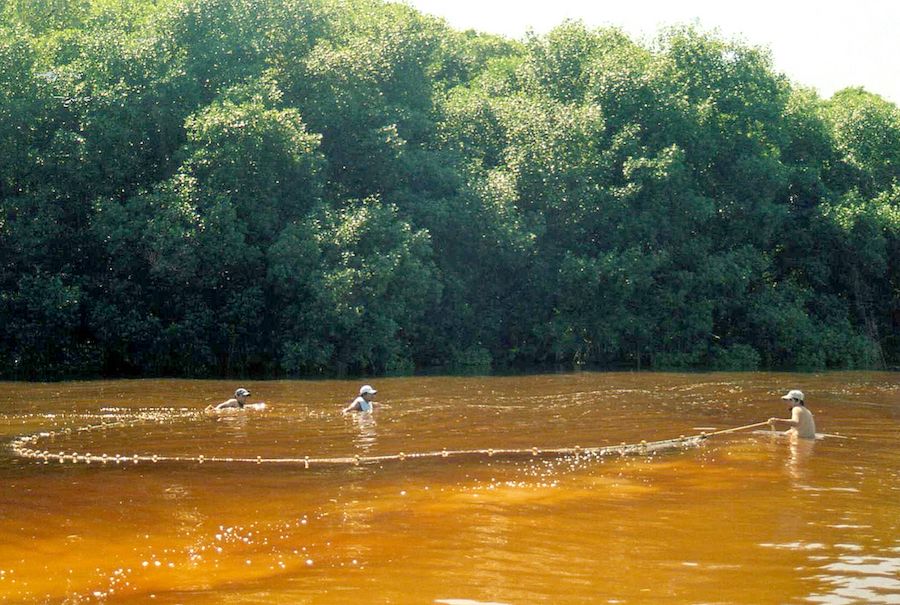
[[351, 396, 372, 413]]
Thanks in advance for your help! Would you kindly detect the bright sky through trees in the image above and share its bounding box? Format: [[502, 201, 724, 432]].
[[402, 0, 900, 104]]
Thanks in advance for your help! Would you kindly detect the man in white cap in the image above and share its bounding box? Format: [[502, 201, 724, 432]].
[[343, 384, 378, 414], [208, 387, 253, 412], [768, 389, 816, 439]]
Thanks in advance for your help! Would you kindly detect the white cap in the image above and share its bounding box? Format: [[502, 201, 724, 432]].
[[781, 389, 804, 402], [235, 388, 250, 397], [359, 385, 377, 396]]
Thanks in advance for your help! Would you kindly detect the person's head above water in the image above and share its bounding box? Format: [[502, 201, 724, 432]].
[[206, 387, 252, 413], [359, 384, 377, 398], [781, 389, 804, 406]]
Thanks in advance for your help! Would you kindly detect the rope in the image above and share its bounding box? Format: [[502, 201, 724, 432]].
[[702, 421, 854, 440], [10, 436, 706, 466], [5, 415, 788, 468]]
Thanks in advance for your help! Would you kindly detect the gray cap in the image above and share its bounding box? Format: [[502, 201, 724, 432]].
[[235, 388, 250, 397]]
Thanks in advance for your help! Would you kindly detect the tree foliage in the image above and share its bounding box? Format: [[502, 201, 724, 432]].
[[1, 2, 898, 378]]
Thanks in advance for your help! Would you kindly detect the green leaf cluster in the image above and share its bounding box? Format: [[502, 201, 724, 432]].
[[1, 4, 898, 377]]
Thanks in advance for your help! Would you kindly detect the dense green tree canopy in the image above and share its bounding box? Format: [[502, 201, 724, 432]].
[[1, 0, 898, 378]]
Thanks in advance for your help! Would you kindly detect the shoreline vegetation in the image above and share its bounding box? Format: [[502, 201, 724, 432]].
[[1, 0, 898, 380]]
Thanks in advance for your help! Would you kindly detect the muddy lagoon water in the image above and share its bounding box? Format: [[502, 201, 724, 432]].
[[0, 372, 898, 604]]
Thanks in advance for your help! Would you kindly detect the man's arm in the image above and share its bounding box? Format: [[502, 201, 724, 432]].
[[342, 398, 361, 414], [768, 414, 799, 428], [215, 398, 241, 410]]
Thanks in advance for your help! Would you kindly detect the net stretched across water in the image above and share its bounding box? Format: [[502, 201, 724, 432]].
[[7, 410, 770, 467]]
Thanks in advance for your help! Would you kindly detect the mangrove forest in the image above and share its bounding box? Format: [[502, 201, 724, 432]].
[[1, 0, 899, 378]]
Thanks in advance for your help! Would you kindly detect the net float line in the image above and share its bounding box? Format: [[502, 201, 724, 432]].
[[10, 435, 706, 466], [6, 415, 778, 467]]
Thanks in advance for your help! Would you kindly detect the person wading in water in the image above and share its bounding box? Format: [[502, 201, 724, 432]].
[[343, 384, 378, 414], [206, 388, 263, 413], [768, 389, 816, 439]]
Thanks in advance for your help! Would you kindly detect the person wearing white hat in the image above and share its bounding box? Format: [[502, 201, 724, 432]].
[[343, 384, 378, 414], [768, 389, 816, 439], [207, 387, 258, 413]]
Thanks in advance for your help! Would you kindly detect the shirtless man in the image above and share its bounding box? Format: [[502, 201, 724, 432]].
[[343, 384, 377, 414], [768, 389, 816, 439], [206, 387, 255, 413]]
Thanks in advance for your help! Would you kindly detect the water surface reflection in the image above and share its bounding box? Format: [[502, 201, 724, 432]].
[[0, 372, 897, 604]]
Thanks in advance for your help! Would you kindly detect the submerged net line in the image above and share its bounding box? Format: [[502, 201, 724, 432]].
[[7, 412, 772, 468]]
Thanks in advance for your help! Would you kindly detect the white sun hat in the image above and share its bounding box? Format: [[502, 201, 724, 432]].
[[780, 389, 804, 402]]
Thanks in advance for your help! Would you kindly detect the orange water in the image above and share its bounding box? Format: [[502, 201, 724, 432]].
[[0, 372, 898, 604]]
